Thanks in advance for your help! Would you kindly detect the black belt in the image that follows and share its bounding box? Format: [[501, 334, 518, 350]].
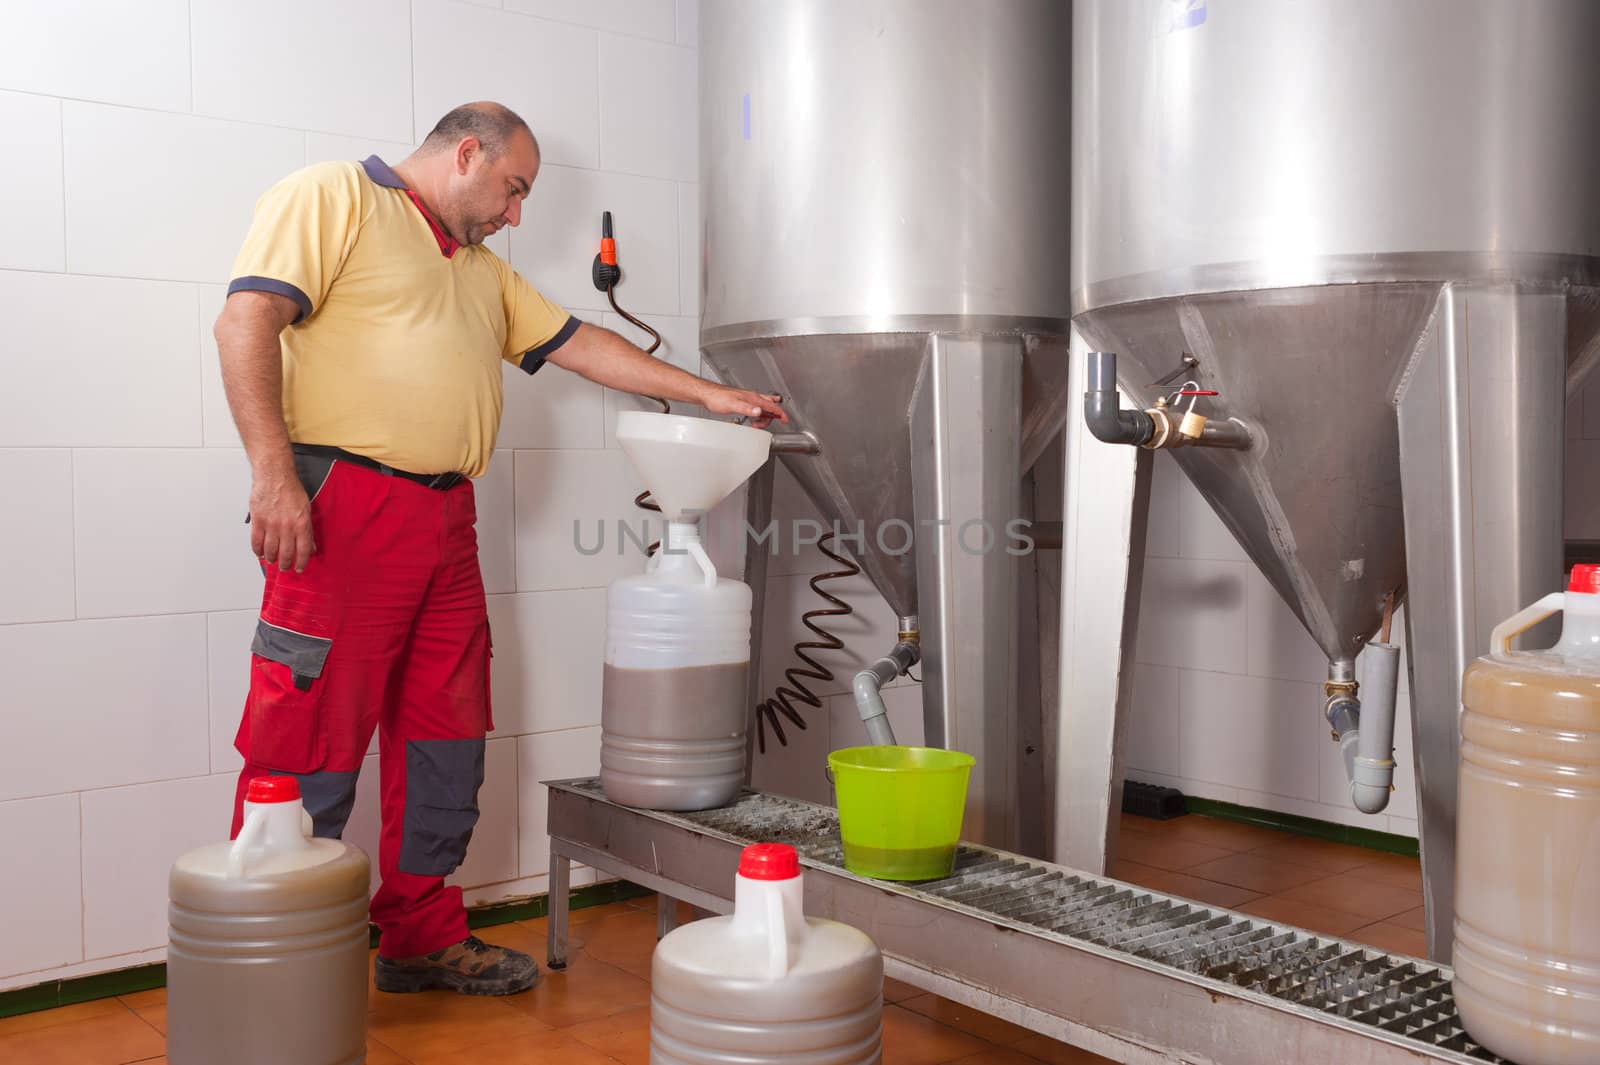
[[291, 444, 467, 491]]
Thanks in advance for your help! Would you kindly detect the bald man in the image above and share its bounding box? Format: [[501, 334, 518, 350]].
[[216, 102, 786, 996]]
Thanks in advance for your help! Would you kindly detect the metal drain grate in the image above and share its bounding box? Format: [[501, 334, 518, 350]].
[[595, 784, 1507, 1064]]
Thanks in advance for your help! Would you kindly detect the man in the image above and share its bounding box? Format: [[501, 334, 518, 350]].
[[216, 101, 785, 997]]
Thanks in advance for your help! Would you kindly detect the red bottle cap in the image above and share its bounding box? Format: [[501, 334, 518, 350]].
[[245, 775, 301, 804], [738, 842, 800, 881], [1570, 564, 1600, 596]]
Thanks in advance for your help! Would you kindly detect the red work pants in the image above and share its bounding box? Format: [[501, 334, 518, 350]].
[[231, 452, 492, 958]]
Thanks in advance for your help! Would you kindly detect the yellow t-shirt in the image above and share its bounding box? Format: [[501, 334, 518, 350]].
[[227, 156, 576, 478]]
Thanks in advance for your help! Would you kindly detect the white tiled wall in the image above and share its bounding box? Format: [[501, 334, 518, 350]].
[[0, 0, 702, 989]]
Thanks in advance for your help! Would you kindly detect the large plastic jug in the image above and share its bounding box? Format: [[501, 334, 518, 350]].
[[651, 843, 883, 1063], [602, 519, 752, 810], [167, 776, 371, 1065], [1454, 564, 1600, 1065]]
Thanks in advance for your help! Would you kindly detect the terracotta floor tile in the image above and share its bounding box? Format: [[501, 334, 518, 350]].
[[1349, 920, 1430, 959], [1110, 864, 1263, 910], [884, 976, 924, 1003], [1236, 895, 1373, 939], [881, 1003, 990, 1065], [573, 908, 662, 981], [502, 948, 652, 1029], [1354, 851, 1424, 891], [365, 1038, 411, 1064], [567, 1003, 651, 1065], [1155, 815, 1293, 853], [129, 1001, 165, 1036], [1185, 852, 1325, 894], [0, 1008, 165, 1064], [0, 998, 128, 1039], [1390, 904, 1429, 932], [1107, 858, 1168, 885], [415, 1026, 623, 1065], [1010, 1033, 1119, 1064], [1248, 836, 1384, 874], [116, 989, 165, 1010], [899, 993, 1033, 1047], [1113, 832, 1232, 873], [947, 1045, 1059, 1064], [369, 992, 554, 1060], [1274, 869, 1421, 922]]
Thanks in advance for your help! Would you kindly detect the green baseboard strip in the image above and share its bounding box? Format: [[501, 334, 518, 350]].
[[1, 878, 654, 1022], [1181, 796, 1421, 858]]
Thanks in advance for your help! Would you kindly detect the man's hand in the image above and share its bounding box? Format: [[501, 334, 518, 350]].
[[250, 466, 316, 572], [702, 387, 789, 428]]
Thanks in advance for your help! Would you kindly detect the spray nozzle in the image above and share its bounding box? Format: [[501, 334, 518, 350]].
[[592, 210, 621, 290]]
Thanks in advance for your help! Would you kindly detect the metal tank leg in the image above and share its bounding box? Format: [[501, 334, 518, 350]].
[[909, 334, 1024, 850], [546, 847, 571, 970], [1395, 283, 1568, 963], [1052, 333, 1154, 875], [740, 461, 775, 786]]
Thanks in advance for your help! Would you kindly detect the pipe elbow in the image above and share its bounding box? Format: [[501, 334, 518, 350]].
[[1351, 779, 1392, 815], [1084, 391, 1154, 447]]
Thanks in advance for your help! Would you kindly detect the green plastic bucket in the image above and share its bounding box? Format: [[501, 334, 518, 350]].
[[828, 746, 975, 881]]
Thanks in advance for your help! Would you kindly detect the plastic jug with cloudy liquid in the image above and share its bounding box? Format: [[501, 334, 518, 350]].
[[1453, 564, 1600, 1065], [601, 519, 752, 811], [650, 843, 883, 1064], [167, 776, 371, 1065]]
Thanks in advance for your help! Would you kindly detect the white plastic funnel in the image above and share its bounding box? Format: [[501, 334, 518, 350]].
[[615, 411, 772, 522]]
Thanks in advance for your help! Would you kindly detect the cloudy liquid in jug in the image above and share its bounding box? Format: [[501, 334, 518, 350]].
[[600, 661, 748, 811], [1454, 651, 1600, 1064]]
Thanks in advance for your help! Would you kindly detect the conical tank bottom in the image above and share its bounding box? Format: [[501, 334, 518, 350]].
[[1074, 281, 1444, 663], [701, 330, 1072, 618]]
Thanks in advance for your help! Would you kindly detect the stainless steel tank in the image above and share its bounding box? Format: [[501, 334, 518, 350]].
[[1065, 0, 1600, 961], [700, 0, 1073, 848]]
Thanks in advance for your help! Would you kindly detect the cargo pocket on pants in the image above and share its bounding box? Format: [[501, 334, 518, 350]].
[[245, 619, 334, 773], [399, 738, 486, 877]]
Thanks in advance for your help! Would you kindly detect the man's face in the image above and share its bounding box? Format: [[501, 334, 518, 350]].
[[443, 131, 540, 246]]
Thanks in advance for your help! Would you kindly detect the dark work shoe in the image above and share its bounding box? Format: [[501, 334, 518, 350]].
[[374, 935, 542, 996]]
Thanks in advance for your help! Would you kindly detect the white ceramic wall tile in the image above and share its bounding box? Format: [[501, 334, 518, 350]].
[[476, 450, 517, 594], [1133, 556, 1250, 675], [306, 131, 417, 167], [0, 0, 188, 111], [1122, 663, 1183, 780], [1174, 670, 1321, 801], [703, 483, 749, 581], [486, 590, 606, 736], [600, 311, 702, 445], [451, 737, 521, 889], [75, 449, 262, 618], [516, 726, 601, 879], [511, 164, 679, 316], [1566, 437, 1600, 538], [826, 682, 924, 751], [0, 794, 82, 977], [1142, 455, 1251, 563], [0, 450, 75, 624], [676, 0, 699, 45], [1244, 568, 1332, 682], [504, 0, 675, 41], [514, 448, 652, 591], [206, 609, 257, 774], [0, 91, 65, 272], [498, 363, 607, 450], [412, 0, 599, 167], [599, 33, 697, 182], [762, 462, 832, 578], [1387, 816, 1418, 839], [0, 614, 209, 802], [757, 569, 903, 706], [1233, 786, 1379, 832], [81, 773, 237, 958], [63, 104, 306, 284], [0, 272, 200, 447], [192, 0, 412, 142], [677, 182, 700, 315], [750, 692, 832, 805]]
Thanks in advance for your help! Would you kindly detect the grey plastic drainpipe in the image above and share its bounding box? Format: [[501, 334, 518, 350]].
[[1325, 646, 1401, 814], [853, 636, 919, 746], [1084, 351, 1156, 446]]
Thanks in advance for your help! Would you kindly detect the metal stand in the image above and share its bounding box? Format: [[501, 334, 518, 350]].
[[1053, 333, 1154, 873], [909, 334, 1025, 849], [1395, 283, 1568, 962]]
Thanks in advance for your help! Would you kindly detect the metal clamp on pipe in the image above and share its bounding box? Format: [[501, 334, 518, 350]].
[[853, 617, 919, 746], [1084, 352, 1251, 451]]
